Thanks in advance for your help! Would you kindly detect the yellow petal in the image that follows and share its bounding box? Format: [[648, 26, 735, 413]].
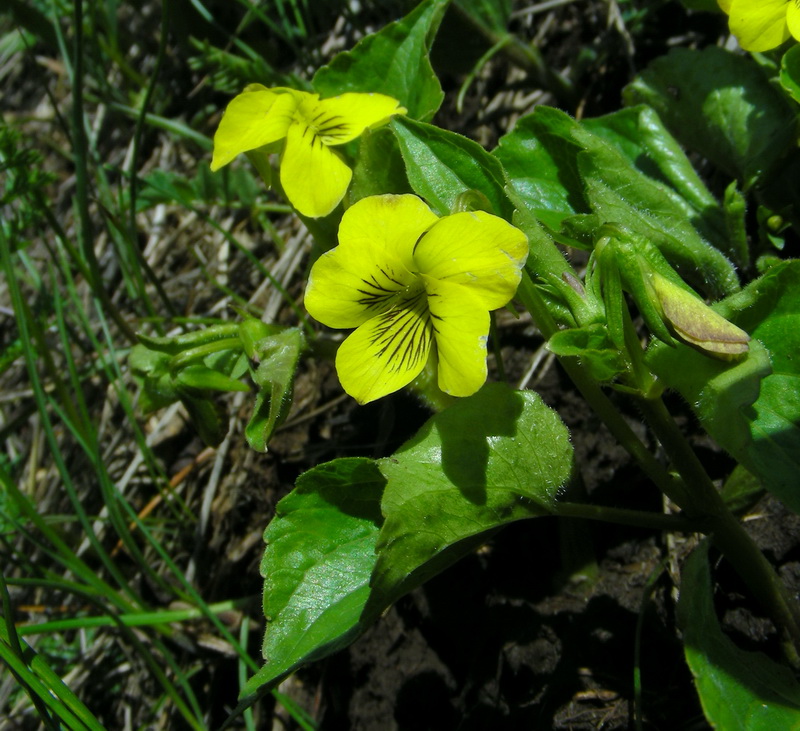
[[728, 0, 791, 51], [335, 287, 433, 404], [337, 194, 438, 273], [717, 0, 732, 13], [280, 122, 353, 217], [211, 89, 296, 171], [788, 1, 800, 41], [305, 243, 416, 329], [311, 93, 406, 146], [413, 211, 528, 310], [423, 276, 490, 397]]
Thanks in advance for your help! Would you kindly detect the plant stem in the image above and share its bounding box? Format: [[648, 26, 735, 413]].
[[517, 272, 680, 501], [520, 271, 800, 658], [636, 396, 800, 662], [555, 502, 696, 533]]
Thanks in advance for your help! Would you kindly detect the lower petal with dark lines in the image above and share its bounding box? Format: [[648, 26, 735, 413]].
[[335, 292, 433, 404]]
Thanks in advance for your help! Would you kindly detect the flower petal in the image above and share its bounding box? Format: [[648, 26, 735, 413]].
[[211, 89, 296, 171], [788, 0, 800, 42], [423, 276, 490, 397], [338, 194, 438, 272], [728, 0, 791, 51], [305, 244, 417, 329], [280, 122, 353, 217], [311, 93, 407, 146], [413, 211, 528, 310], [335, 289, 433, 404]]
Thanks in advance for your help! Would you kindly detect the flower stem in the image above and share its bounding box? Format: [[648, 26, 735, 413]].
[[519, 271, 800, 659], [555, 502, 696, 532], [635, 396, 800, 663], [517, 272, 679, 500]]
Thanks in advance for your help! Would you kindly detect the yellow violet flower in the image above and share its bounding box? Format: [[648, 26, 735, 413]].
[[210, 85, 406, 218], [304, 194, 529, 404], [718, 0, 800, 52]]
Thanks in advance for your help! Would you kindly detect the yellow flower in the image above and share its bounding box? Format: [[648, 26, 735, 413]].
[[304, 195, 529, 404], [210, 85, 405, 218], [718, 0, 800, 52]]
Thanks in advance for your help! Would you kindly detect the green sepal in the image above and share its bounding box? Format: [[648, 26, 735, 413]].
[[547, 323, 628, 382], [722, 180, 748, 269], [647, 261, 800, 515], [238, 318, 282, 360]]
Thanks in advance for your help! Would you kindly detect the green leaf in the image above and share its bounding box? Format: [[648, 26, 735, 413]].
[[245, 328, 305, 453], [494, 106, 586, 231], [455, 0, 512, 36], [583, 105, 741, 264], [679, 541, 800, 729], [572, 124, 740, 298], [312, 0, 449, 122], [647, 261, 800, 515], [495, 105, 739, 296], [367, 382, 573, 618], [129, 344, 180, 412], [391, 116, 513, 219], [547, 324, 628, 382], [348, 127, 411, 205], [243, 458, 385, 696], [623, 47, 798, 189], [175, 364, 250, 393], [780, 45, 800, 104]]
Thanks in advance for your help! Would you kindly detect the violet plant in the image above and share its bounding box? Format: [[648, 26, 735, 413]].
[[130, 1, 800, 726]]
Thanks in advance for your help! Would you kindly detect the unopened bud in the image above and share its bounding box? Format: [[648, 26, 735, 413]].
[[651, 272, 749, 360]]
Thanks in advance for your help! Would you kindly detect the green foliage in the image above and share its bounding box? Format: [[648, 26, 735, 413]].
[[136, 165, 264, 211], [245, 383, 573, 696], [246, 458, 385, 694], [624, 47, 799, 192], [391, 115, 513, 219], [312, 0, 448, 121], [648, 261, 800, 515], [132, 319, 303, 451], [679, 543, 800, 729], [8, 0, 800, 727], [780, 45, 800, 105], [244, 327, 305, 452], [0, 125, 56, 247], [495, 105, 740, 297], [369, 383, 572, 615]]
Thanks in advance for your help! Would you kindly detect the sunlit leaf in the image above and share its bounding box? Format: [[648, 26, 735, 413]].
[[648, 261, 800, 515], [312, 0, 449, 122]]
